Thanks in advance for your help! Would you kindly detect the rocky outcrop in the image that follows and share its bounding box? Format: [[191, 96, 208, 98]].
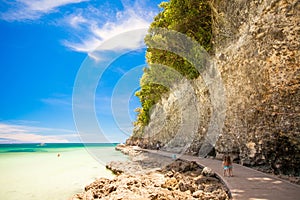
[[72, 158, 229, 200], [131, 0, 300, 176]]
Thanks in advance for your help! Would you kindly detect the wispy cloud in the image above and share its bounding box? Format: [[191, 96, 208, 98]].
[[20, 0, 87, 12], [67, 14, 87, 28], [0, 0, 88, 21], [1, 0, 160, 59], [63, 9, 150, 57], [0, 133, 68, 143], [61, 1, 159, 60], [0, 123, 78, 143], [41, 94, 72, 107]]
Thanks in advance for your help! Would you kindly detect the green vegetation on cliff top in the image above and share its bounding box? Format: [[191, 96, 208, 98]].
[[134, 0, 212, 128]]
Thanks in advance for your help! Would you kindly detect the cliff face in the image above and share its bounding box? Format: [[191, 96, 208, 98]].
[[130, 0, 300, 175], [213, 0, 299, 175]]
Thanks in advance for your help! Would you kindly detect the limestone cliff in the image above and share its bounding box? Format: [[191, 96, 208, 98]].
[[129, 0, 300, 176]]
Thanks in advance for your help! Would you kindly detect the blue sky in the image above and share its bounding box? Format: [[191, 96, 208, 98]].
[[0, 0, 164, 143]]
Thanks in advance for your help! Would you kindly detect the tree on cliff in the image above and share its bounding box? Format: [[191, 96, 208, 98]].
[[134, 0, 212, 128]]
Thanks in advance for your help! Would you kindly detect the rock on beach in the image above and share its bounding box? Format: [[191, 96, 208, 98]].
[[71, 145, 230, 200]]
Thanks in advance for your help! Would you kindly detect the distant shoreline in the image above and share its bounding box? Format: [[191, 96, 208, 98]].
[[0, 142, 120, 145]]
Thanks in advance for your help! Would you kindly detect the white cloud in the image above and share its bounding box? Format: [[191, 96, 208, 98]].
[[64, 36, 101, 53], [0, 133, 68, 143], [61, 1, 159, 60], [0, 123, 78, 143], [41, 95, 72, 107], [1, 0, 159, 58], [19, 0, 87, 12], [68, 14, 87, 28], [63, 11, 149, 55], [91, 13, 148, 40], [1, 0, 87, 21]]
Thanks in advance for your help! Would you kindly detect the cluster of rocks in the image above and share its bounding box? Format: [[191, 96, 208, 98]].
[[125, 138, 163, 151], [71, 146, 230, 200], [114, 144, 138, 155]]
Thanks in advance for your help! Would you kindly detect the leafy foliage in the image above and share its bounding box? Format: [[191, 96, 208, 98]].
[[135, 82, 169, 125], [134, 0, 212, 128]]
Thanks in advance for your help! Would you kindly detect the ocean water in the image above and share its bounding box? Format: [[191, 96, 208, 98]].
[[0, 143, 128, 200]]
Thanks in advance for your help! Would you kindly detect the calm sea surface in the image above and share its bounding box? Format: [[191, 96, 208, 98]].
[[0, 143, 128, 200]]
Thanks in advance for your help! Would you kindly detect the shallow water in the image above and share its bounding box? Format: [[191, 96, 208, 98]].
[[0, 143, 127, 200]]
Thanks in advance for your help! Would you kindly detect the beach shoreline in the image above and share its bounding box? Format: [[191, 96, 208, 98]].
[[71, 144, 231, 200], [0, 143, 122, 200]]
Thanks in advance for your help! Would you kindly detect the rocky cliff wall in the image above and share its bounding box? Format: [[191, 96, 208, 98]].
[[213, 0, 299, 175], [130, 0, 300, 175]]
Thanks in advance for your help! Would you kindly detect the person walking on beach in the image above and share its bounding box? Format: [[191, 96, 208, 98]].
[[222, 155, 233, 177]]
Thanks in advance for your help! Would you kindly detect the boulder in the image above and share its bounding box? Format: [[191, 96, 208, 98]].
[[202, 167, 215, 177]]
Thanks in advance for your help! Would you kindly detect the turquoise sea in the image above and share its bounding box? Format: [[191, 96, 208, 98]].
[[0, 143, 128, 200]]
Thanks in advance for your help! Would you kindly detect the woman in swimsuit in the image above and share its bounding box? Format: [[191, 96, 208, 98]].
[[222, 155, 233, 177]]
